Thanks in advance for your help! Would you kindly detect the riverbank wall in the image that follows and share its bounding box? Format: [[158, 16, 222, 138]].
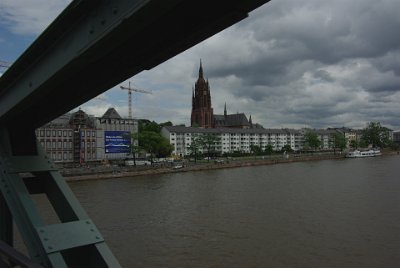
[[64, 154, 347, 182]]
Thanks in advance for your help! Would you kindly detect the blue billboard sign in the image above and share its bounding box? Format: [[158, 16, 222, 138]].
[[104, 131, 131, 154]]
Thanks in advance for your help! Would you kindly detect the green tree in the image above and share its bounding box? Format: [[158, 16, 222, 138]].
[[333, 133, 347, 152], [250, 144, 262, 159], [157, 138, 174, 158], [159, 121, 173, 128], [304, 131, 321, 150], [139, 120, 161, 133], [126, 133, 140, 166], [187, 137, 201, 162], [137, 130, 173, 160], [361, 122, 391, 148], [281, 144, 293, 153], [198, 133, 221, 161], [264, 144, 274, 155], [358, 139, 368, 148], [349, 139, 357, 149]]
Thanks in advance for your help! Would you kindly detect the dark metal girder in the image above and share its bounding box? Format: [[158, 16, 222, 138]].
[[0, 0, 270, 129], [0, 1, 272, 266]]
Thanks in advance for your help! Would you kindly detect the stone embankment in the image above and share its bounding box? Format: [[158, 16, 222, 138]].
[[64, 154, 346, 182]]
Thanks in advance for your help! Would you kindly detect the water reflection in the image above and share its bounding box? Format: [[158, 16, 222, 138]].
[[34, 156, 400, 267]]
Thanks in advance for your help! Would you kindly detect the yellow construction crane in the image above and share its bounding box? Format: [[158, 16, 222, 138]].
[[120, 81, 152, 119]]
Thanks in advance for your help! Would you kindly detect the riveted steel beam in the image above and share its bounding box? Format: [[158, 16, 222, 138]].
[[0, 1, 271, 266], [0, 129, 121, 267], [0, 0, 270, 129]]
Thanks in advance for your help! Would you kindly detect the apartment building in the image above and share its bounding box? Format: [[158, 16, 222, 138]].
[[161, 126, 305, 157]]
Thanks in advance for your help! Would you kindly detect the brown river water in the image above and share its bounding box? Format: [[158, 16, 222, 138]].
[[20, 155, 400, 267]]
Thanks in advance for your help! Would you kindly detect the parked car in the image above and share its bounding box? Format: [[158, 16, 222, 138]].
[[124, 158, 151, 166], [136, 160, 152, 166]]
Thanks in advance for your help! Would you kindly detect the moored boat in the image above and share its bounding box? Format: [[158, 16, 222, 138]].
[[346, 149, 381, 158]]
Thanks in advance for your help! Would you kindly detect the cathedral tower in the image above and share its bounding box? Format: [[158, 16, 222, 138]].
[[191, 61, 214, 128]]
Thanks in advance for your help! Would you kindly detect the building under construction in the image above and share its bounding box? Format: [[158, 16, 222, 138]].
[[35, 108, 137, 164]]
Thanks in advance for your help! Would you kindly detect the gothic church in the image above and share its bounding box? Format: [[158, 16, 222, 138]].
[[191, 61, 260, 129]]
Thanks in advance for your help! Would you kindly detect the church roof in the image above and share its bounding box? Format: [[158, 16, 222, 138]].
[[214, 113, 250, 127], [102, 107, 121, 119], [163, 125, 300, 135]]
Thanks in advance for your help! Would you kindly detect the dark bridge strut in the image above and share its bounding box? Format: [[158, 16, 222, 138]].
[[0, 0, 270, 267]]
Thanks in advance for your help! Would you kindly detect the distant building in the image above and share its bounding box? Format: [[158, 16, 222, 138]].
[[393, 131, 400, 146], [314, 129, 342, 149], [69, 109, 98, 163], [95, 107, 137, 161], [191, 61, 214, 128], [161, 126, 303, 157], [36, 108, 137, 164], [190, 61, 261, 129], [36, 114, 76, 163], [213, 103, 249, 128]]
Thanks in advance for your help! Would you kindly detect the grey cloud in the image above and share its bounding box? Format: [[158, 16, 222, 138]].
[[6, 0, 399, 129], [0, 0, 70, 35], [313, 70, 334, 83], [371, 51, 400, 75]]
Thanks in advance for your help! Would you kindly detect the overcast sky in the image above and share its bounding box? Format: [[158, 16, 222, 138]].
[[1, 0, 400, 130]]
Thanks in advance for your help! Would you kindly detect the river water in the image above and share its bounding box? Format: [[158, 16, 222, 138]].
[[38, 156, 400, 267]]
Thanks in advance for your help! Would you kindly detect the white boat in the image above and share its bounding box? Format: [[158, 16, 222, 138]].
[[346, 149, 381, 158], [173, 164, 184, 169]]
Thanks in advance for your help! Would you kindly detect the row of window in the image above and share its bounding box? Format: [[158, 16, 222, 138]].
[[81, 131, 96, 137], [37, 129, 72, 138], [39, 140, 97, 150], [37, 129, 96, 138], [49, 152, 97, 161], [175, 135, 303, 140], [40, 140, 73, 150], [173, 133, 301, 137]]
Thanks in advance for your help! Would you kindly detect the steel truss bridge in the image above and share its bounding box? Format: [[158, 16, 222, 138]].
[[0, 0, 269, 267]]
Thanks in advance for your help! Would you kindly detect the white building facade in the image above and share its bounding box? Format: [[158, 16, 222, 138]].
[[161, 126, 307, 157]]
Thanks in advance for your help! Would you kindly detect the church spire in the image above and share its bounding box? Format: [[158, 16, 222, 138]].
[[199, 59, 204, 79], [224, 102, 227, 117], [192, 87, 195, 107], [191, 59, 214, 128], [249, 114, 253, 128]]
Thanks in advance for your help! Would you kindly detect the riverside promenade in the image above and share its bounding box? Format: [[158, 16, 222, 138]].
[[63, 153, 348, 182]]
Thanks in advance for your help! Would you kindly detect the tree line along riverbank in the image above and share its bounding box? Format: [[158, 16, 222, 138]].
[[62, 150, 399, 182]]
